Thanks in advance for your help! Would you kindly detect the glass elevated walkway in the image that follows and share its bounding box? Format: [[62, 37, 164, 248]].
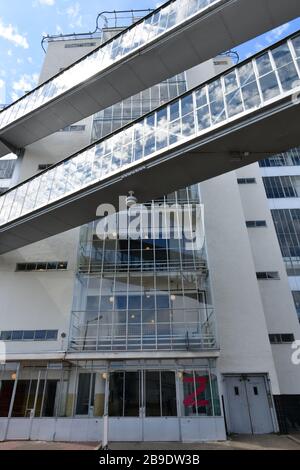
[[0, 34, 300, 253], [0, 0, 299, 157]]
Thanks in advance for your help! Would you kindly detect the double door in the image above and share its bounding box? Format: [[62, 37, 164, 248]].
[[108, 370, 180, 441], [224, 375, 275, 434]]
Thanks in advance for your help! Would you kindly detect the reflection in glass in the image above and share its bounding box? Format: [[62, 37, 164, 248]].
[[0, 0, 219, 131], [1, 35, 300, 228]]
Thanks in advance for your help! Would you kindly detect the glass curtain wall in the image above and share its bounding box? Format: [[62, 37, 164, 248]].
[[69, 63, 215, 353], [70, 184, 215, 352]]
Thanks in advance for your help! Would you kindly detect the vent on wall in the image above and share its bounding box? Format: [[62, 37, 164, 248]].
[[65, 42, 96, 48], [269, 334, 295, 344]]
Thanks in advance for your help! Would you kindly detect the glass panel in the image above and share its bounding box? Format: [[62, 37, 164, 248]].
[[0, 0, 218, 130], [241, 81, 261, 110], [145, 371, 161, 417], [256, 53, 273, 76], [292, 35, 300, 57], [182, 372, 196, 416], [1, 36, 299, 229], [226, 90, 243, 117], [277, 62, 299, 91], [41, 380, 59, 417], [161, 371, 177, 416], [76, 373, 91, 415], [109, 372, 124, 417], [272, 43, 293, 68], [12, 380, 37, 417], [259, 73, 280, 101], [0, 381, 14, 417], [124, 372, 140, 417]]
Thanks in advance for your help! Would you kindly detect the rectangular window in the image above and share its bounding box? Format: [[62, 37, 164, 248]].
[[16, 262, 68, 272], [271, 209, 300, 259], [256, 272, 280, 280], [237, 178, 256, 184], [76, 373, 96, 415], [60, 125, 86, 132], [65, 42, 96, 48], [0, 330, 58, 341], [292, 291, 300, 322], [269, 333, 295, 344], [246, 220, 267, 228], [263, 176, 300, 199], [0, 160, 16, 179], [259, 148, 300, 168]]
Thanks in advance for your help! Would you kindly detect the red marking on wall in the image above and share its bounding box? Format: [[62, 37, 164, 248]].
[[183, 376, 209, 407]]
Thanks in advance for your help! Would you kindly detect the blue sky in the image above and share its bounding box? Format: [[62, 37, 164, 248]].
[[0, 0, 299, 105]]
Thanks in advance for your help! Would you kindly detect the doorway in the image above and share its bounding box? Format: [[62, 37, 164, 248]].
[[224, 375, 275, 434], [108, 370, 179, 441]]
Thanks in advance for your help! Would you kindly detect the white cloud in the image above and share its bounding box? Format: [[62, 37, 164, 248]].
[[0, 18, 29, 49], [7, 49, 12, 56], [66, 2, 83, 28], [35, 0, 55, 6], [66, 2, 80, 19], [11, 73, 39, 101], [27, 57, 33, 64]]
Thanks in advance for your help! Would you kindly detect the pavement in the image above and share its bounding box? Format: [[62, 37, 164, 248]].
[[0, 434, 300, 450]]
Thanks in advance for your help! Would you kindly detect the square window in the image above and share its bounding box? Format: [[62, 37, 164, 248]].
[[0, 331, 12, 341], [46, 330, 58, 340], [12, 331, 23, 341], [23, 331, 35, 340]]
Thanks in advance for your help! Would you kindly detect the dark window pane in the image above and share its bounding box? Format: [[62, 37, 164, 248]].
[[35, 330, 47, 340], [46, 330, 58, 340], [109, 372, 124, 417], [0, 381, 14, 417], [36, 263, 47, 271], [41, 380, 58, 417], [12, 331, 23, 341], [124, 372, 140, 417], [76, 374, 91, 415], [23, 331, 35, 340], [146, 371, 161, 417], [161, 372, 177, 416], [0, 331, 12, 341]]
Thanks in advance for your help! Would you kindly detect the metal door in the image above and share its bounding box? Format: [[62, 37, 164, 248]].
[[224, 375, 274, 434]]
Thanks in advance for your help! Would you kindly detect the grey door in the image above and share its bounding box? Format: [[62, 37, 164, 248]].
[[224, 375, 274, 434]]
